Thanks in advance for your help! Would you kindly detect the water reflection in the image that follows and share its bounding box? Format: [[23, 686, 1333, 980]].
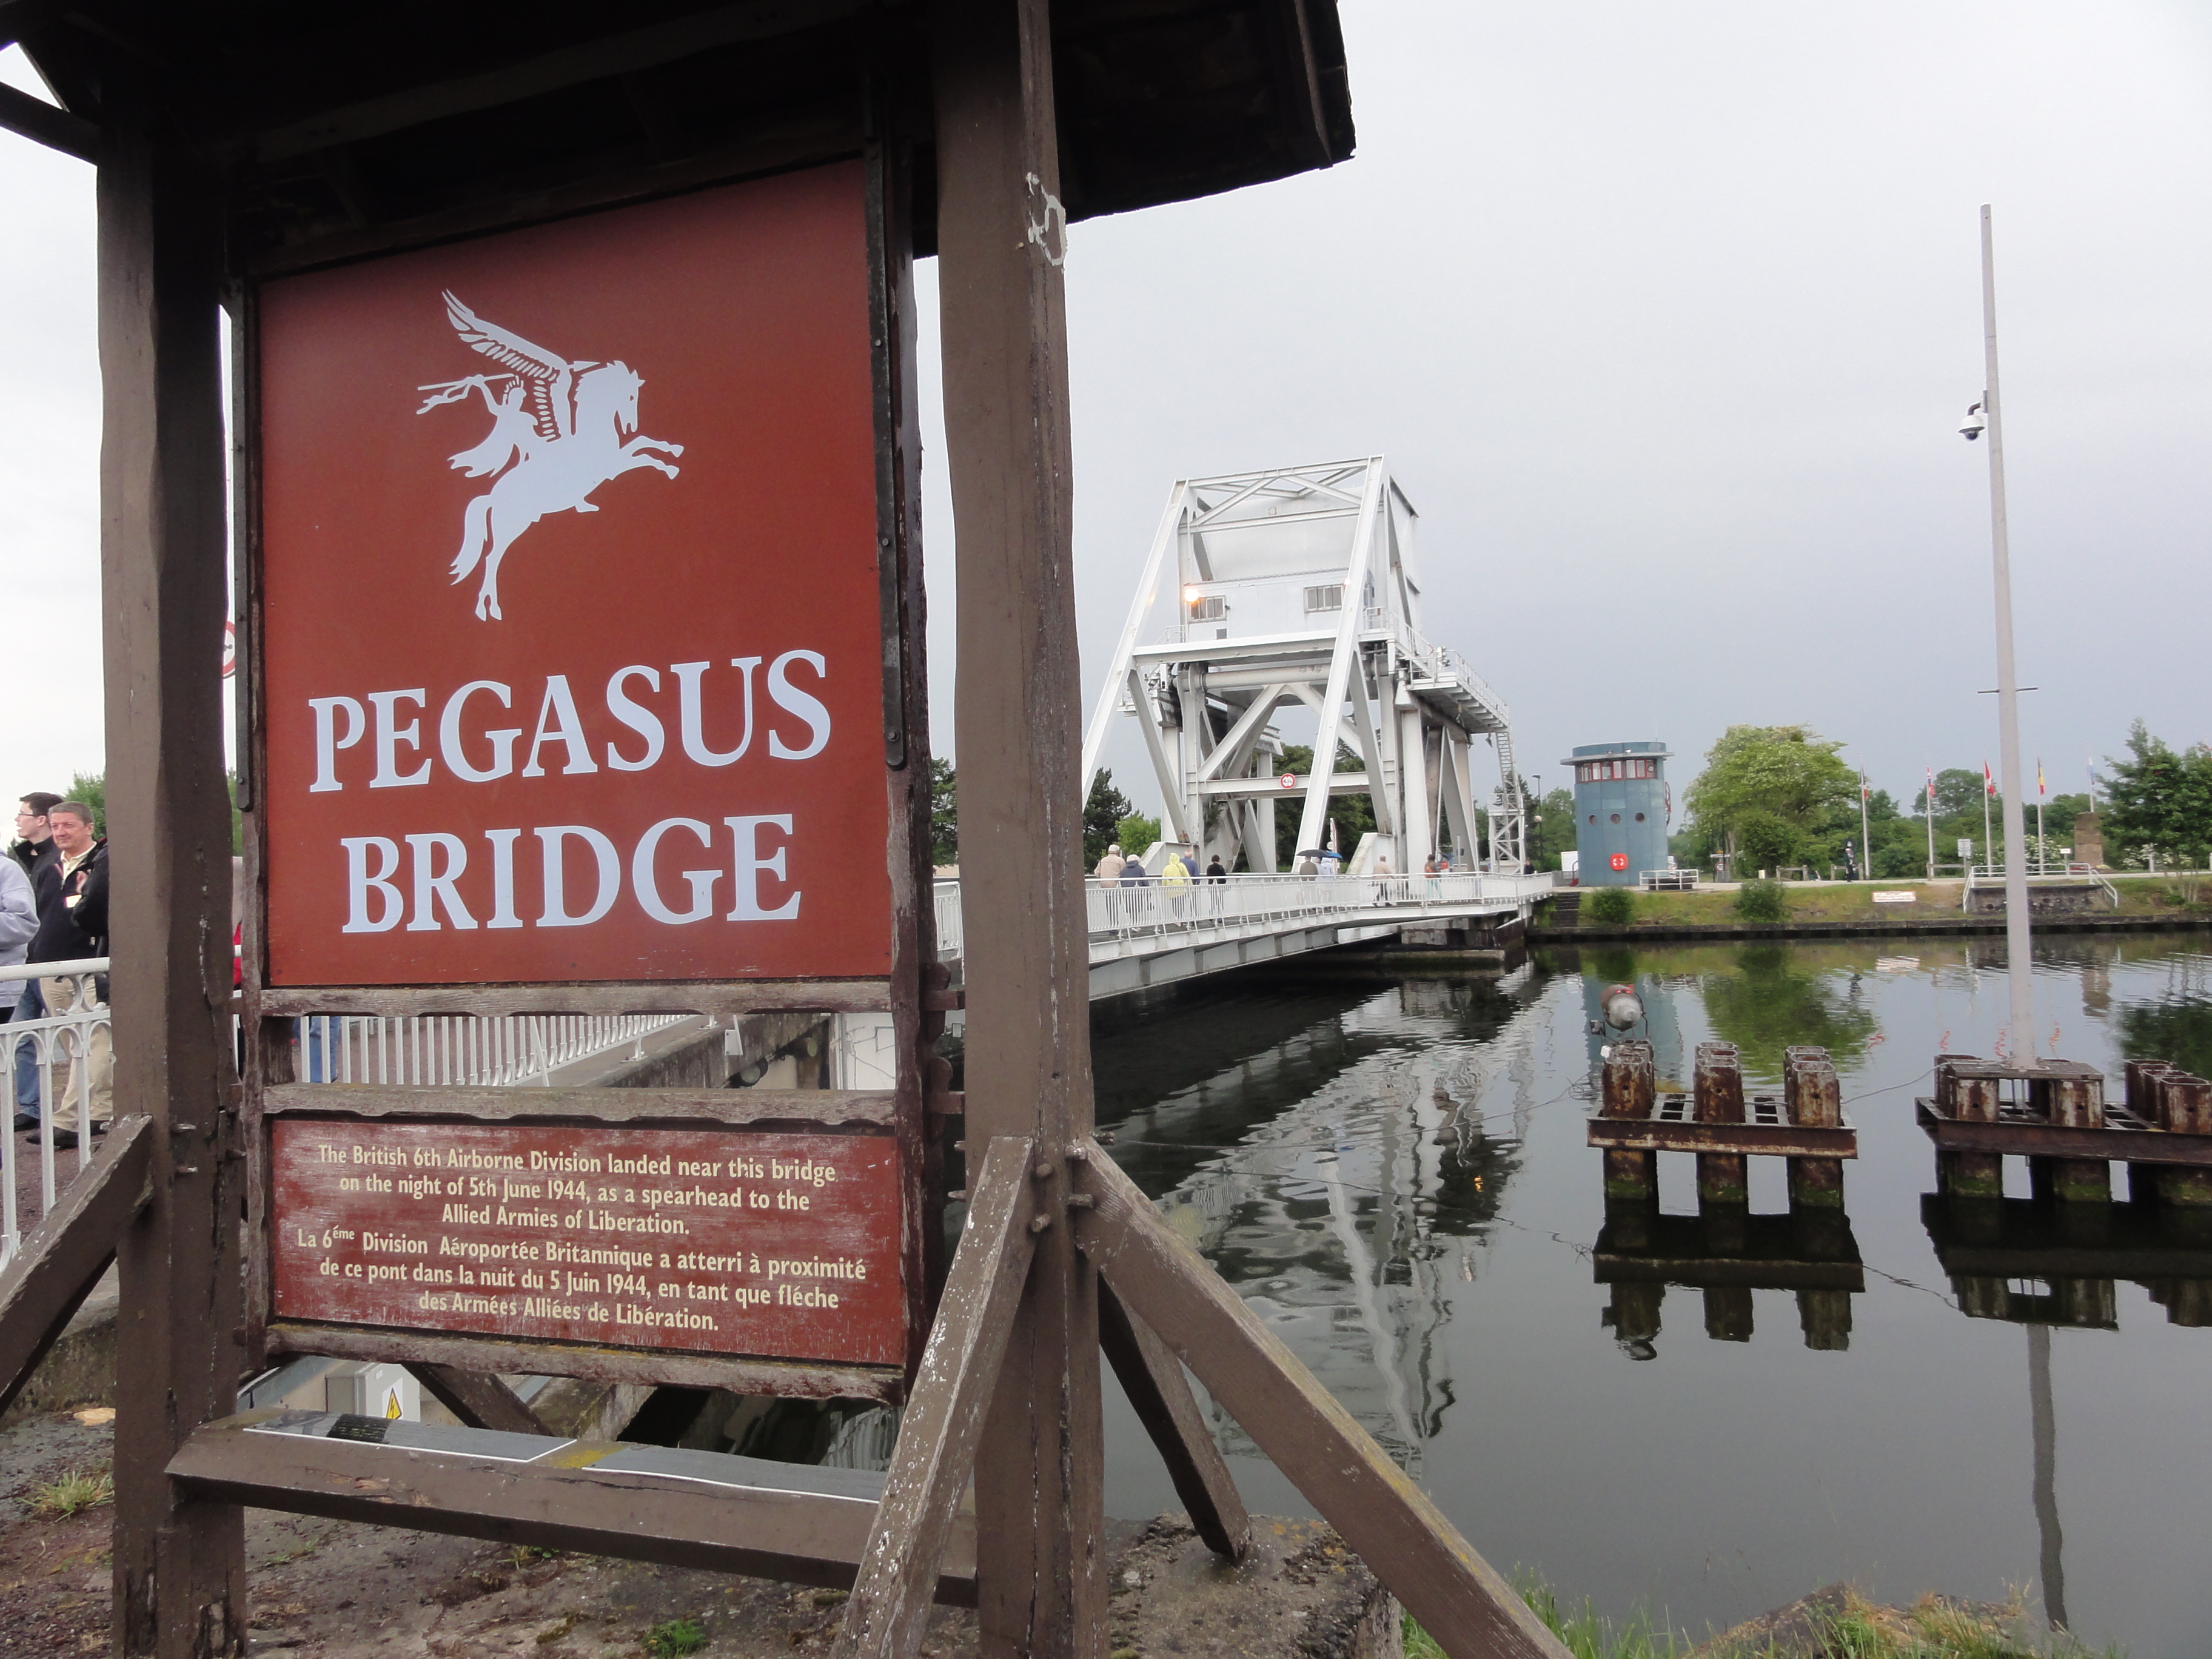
[[1595, 1204, 1863, 1356], [1920, 1193, 2212, 1329], [1096, 970, 1552, 1470]]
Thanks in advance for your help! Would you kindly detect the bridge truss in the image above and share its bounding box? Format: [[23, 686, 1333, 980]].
[[1081, 457, 1527, 874]]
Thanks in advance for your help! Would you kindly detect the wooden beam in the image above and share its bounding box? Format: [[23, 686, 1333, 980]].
[[267, 1323, 905, 1404], [99, 119, 248, 1658], [0, 79, 96, 161], [0, 1116, 152, 1419], [1097, 1276, 1248, 1563], [836, 1136, 1036, 1658], [261, 1083, 894, 1130], [933, 0, 1107, 1651], [167, 1416, 977, 1603], [252, 979, 897, 1018], [404, 1365, 550, 1438], [1072, 1147, 1572, 1659]]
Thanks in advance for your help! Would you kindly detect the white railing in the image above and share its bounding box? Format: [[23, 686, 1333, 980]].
[[290, 1010, 693, 1088], [934, 880, 964, 962], [0, 958, 112, 1265], [1962, 864, 2119, 910], [1081, 870, 1550, 940], [1640, 870, 1700, 891]]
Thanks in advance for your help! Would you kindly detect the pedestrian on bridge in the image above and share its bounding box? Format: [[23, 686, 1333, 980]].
[[1423, 851, 1444, 901], [1093, 843, 1123, 882], [1204, 853, 1227, 916], [22, 802, 110, 1145], [1161, 849, 1191, 917]]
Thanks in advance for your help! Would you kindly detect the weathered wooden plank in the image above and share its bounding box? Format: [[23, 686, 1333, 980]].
[[1692, 1041, 1747, 1207], [167, 1415, 977, 1603], [255, 981, 895, 1018], [836, 1137, 1035, 1659], [0, 79, 99, 161], [268, 1323, 904, 1403], [98, 119, 250, 1659], [1586, 1118, 1857, 1158], [262, 1083, 894, 1130], [1071, 1148, 1570, 1659], [0, 1117, 153, 1418], [1098, 1277, 1249, 1563], [404, 1364, 551, 1437], [934, 0, 1106, 1652], [1917, 1101, 2212, 1166]]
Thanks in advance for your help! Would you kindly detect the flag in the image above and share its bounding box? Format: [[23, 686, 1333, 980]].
[[1860, 769, 1870, 801], [1983, 760, 1996, 797], [1925, 765, 1936, 804], [2037, 757, 2046, 799]]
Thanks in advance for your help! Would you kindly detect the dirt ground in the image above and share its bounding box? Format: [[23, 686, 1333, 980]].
[[0, 1406, 1396, 1658]]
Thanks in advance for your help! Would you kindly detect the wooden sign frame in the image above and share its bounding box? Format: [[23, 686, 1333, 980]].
[[232, 133, 945, 1407]]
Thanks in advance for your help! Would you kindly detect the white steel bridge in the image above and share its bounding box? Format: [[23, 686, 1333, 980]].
[[934, 868, 1552, 1001]]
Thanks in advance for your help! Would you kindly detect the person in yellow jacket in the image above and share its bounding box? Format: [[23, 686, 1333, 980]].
[[1160, 850, 1191, 916]]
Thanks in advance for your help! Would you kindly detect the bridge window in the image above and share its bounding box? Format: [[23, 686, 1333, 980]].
[[1187, 595, 1225, 622], [1303, 585, 1343, 614]]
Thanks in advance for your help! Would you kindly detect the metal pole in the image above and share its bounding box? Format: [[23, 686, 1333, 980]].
[[2028, 1324, 2068, 1629], [1858, 770, 1870, 882], [1926, 771, 1937, 879], [1979, 205, 2037, 1064]]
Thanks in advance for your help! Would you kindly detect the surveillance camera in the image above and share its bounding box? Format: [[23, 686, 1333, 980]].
[[1958, 402, 1986, 441]]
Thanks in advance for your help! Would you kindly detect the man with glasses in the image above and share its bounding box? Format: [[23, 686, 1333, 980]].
[[8, 794, 60, 896]]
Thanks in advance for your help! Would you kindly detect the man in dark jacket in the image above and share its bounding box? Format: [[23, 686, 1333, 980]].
[[22, 803, 109, 1143]]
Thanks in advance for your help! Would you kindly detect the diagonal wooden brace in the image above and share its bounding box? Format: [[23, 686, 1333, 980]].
[[833, 1136, 1037, 1659], [1098, 1276, 1248, 1561], [0, 1115, 153, 1419], [404, 1364, 551, 1436], [1071, 1142, 1571, 1659]]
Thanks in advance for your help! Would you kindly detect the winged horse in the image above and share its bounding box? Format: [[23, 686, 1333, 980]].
[[417, 292, 683, 620]]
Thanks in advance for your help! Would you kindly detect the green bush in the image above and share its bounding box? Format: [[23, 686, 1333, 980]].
[[1734, 879, 1787, 922], [1582, 886, 1635, 925], [642, 1619, 706, 1659]]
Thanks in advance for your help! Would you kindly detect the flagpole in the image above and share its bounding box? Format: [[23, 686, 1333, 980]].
[[1858, 770, 1871, 882], [1926, 768, 1937, 879], [2036, 760, 2046, 875], [1983, 768, 1994, 871], [1976, 205, 2038, 1065]]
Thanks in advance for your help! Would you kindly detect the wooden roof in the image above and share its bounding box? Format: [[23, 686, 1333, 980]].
[[4, 0, 1353, 265]]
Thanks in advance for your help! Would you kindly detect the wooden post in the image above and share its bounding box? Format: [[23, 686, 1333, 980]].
[[2154, 1074, 2212, 1208], [98, 124, 248, 1657], [1692, 1041, 1747, 1209], [1703, 1286, 1752, 1343], [2034, 1067, 2110, 1204], [932, 2, 1104, 1652], [1783, 1048, 1843, 1210], [1599, 1041, 1655, 1204], [1795, 1290, 1851, 1352]]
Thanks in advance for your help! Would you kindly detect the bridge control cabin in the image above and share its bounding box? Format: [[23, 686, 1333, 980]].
[[1566, 741, 1672, 886], [1082, 458, 1530, 879]]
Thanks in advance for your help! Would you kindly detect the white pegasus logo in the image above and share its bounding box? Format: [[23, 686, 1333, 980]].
[[417, 292, 683, 620]]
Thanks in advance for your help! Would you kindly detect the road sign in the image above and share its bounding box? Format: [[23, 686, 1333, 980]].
[[1957, 838, 1975, 860], [242, 158, 934, 1393], [1279, 773, 1296, 788]]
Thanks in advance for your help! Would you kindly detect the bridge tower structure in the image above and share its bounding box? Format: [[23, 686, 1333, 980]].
[[1082, 458, 1526, 876]]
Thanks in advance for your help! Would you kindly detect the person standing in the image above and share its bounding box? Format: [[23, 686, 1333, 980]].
[[25, 803, 109, 1145], [8, 794, 61, 894], [1093, 842, 1124, 882], [0, 857, 33, 997]]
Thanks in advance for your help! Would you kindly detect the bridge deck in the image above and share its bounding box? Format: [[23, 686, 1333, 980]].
[[936, 871, 1552, 1000]]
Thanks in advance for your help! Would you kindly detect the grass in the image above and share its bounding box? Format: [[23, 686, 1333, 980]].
[[1553, 874, 2212, 931], [640, 1617, 707, 1658], [28, 1466, 113, 1519], [1399, 1581, 2123, 1659]]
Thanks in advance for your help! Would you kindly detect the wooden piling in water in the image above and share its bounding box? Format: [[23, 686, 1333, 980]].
[[1783, 1048, 1845, 1210], [1600, 1042, 1657, 1204], [1703, 1286, 1753, 1343], [1693, 1042, 1748, 1209], [1934, 1055, 2005, 1199], [2155, 1073, 2212, 1207], [2031, 1067, 2110, 1204], [1795, 1289, 1852, 1352]]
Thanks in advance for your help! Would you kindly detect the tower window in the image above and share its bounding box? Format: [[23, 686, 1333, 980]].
[[1303, 585, 1344, 613], [1187, 594, 1225, 622]]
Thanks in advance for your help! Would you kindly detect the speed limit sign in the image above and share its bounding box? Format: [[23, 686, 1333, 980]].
[[1279, 773, 1296, 789]]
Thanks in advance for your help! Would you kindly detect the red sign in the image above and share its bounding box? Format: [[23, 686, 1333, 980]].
[[255, 164, 890, 985], [1609, 853, 1629, 871], [271, 1120, 905, 1366]]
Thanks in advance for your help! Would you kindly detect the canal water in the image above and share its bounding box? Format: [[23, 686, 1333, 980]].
[[1089, 931, 2212, 1656]]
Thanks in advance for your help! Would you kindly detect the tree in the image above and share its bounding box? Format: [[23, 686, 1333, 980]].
[[1682, 726, 1856, 865], [1928, 768, 1984, 821], [1083, 769, 1136, 870], [928, 757, 957, 868], [2103, 721, 2212, 868], [1272, 743, 1375, 867], [1113, 812, 1162, 856], [1529, 787, 1575, 871]]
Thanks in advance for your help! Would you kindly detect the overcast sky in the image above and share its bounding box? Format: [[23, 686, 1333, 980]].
[[4, 2, 2208, 817]]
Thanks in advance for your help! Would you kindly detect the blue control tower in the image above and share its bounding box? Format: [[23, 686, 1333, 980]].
[[1565, 742, 1672, 886]]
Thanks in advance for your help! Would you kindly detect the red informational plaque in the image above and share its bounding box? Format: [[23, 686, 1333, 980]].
[[255, 163, 891, 987], [271, 1121, 905, 1366]]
